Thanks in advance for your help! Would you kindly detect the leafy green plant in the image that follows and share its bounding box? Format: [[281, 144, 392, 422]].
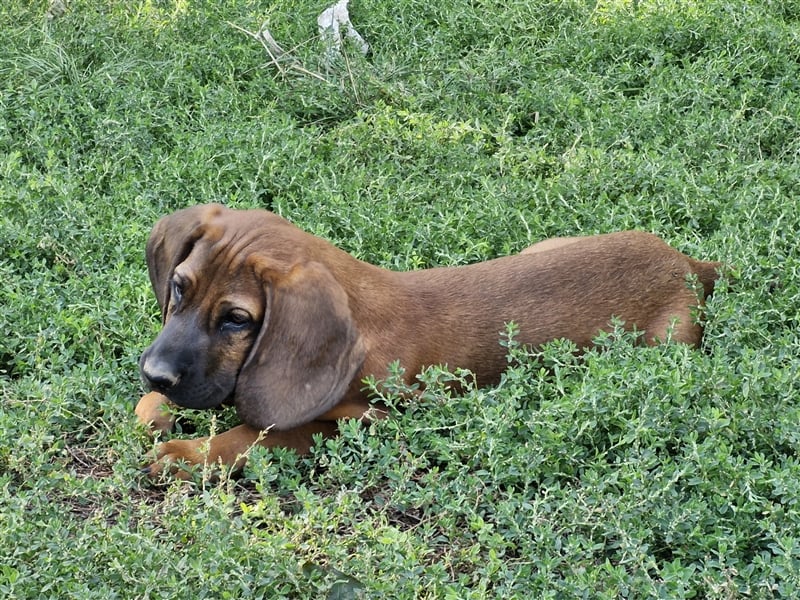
[[1, 0, 799, 597]]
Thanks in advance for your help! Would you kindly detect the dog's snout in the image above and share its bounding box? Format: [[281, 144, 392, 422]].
[[140, 356, 180, 393]]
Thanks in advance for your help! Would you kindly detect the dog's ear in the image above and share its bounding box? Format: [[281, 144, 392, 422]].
[[145, 204, 222, 322], [235, 261, 366, 431]]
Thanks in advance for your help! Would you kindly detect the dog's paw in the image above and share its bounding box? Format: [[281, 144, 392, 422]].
[[141, 425, 264, 480], [135, 391, 177, 436], [142, 437, 209, 481]]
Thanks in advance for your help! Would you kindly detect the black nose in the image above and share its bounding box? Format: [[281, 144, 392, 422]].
[[140, 357, 180, 393]]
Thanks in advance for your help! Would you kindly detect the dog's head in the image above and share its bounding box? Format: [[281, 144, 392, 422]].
[[138, 204, 365, 430]]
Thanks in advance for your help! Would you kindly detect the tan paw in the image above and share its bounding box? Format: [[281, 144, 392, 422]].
[[135, 391, 177, 435], [142, 437, 210, 480]]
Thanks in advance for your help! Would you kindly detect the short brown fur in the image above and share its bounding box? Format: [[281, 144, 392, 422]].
[[137, 204, 722, 477]]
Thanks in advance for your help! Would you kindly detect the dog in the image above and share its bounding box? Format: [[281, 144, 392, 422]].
[[137, 203, 721, 477]]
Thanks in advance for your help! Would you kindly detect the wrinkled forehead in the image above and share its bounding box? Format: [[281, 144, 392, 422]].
[[174, 232, 263, 298]]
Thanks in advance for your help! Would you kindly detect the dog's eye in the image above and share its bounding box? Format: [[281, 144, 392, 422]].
[[221, 309, 252, 331], [171, 279, 184, 305]]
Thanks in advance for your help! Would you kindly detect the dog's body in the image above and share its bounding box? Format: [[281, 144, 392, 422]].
[[137, 204, 721, 476]]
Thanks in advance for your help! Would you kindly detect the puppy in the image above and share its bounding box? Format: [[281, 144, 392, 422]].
[[136, 204, 721, 476]]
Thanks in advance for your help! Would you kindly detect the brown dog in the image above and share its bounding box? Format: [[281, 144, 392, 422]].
[[137, 204, 721, 477]]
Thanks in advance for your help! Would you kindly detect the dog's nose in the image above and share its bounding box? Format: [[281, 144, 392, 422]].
[[140, 357, 180, 393]]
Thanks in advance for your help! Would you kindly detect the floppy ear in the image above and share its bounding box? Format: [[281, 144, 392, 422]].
[[145, 204, 222, 321], [235, 261, 366, 431]]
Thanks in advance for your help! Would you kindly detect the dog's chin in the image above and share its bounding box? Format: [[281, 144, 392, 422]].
[[162, 385, 234, 411]]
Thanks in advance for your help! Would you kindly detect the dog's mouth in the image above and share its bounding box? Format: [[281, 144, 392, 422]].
[[141, 373, 234, 411], [163, 383, 233, 411]]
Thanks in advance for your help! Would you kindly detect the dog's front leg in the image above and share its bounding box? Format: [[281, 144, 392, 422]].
[[143, 421, 339, 480]]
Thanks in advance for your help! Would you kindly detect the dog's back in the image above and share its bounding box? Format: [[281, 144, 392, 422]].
[[371, 231, 721, 388]]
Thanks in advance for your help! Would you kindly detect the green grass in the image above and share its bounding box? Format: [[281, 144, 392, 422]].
[[1, 0, 799, 596]]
